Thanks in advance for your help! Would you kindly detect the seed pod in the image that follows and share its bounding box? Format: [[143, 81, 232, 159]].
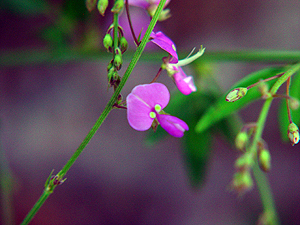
[[98, 0, 109, 16], [235, 131, 248, 151], [226, 87, 248, 102], [119, 36, 128, 53], [288, 122, 299, 146], [103, 33, 113, 52], [258, 149, 271, 172]]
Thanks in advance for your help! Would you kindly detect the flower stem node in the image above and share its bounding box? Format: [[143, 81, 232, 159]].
[[288, 122, 299, 146], [97, 0, 109, 16], [258, 81, 271, 99], [111, 0, 124, 14], [226, 87, 248, 102], [114, 48, 123, 70], [103, 33, 113, 52], [235, 131, 248, 151], [258, 149, 271, 172]]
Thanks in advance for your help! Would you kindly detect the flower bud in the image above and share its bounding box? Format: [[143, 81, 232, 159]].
[[231, 171, 253, 196], [235, 153, 253, 171], [290, 98, 300, 110], [86, 0, 97, 12], [111, 0, 124, 13], [226, 87, 248, 102], [258, 81, 271, 99], [114, 54, 123, 70], [119, 36, 128, 53], [103, 34, 113, 52], [235, 131, 248, 151], [258, 149, 271, 172], [97, 0, 109, 16], [288, 122, 299, 146]]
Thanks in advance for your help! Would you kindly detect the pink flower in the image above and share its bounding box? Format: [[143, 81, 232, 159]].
[[150, 31, 205, 95], [127, 83, 189, 137]]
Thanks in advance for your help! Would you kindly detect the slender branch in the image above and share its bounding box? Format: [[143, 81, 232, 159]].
[[20, 1, 166, 224], [286, 77, 292, 123], [150, 67, 163, 83], [125, 0, 140, 46]]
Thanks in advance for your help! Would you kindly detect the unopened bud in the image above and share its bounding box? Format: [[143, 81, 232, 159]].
[[231, 171, 253, 196], [288, 122, 299, 146], [235, 153, 253, 171], [97, 0, 109, 16], [235, 131, 248, 150], [226, 87, 248, 102], [103, 34, 113, 52], [290, 98, 300, 110], [258, 149, 271, 172], [86, 0, 97, 12], [111, 0, 124, 13], [258, 81, 271, 99], [114, 48, 123, 70], [119, 36, 128, 53]]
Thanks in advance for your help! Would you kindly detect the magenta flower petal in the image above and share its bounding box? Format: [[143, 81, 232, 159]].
[[173, 67, 197, 95], [128, 0, 150, 9], [157, 114, 189, 137], [150, 31, 178, 63], [126, 83, 170, 131]]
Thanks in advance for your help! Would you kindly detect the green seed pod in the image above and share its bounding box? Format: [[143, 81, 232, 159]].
[[103, 33, 113, 52], [86, 0, 98, 12], [119, 36, 128, 53], [232, 171, 253, 195], [288, 122, 299, 146], [235, 131, 248, 151], [98, 0, 109, 16], [114, 53, 123, 70], [225, 87, 248, 102], [111, 0, 124, 14], [258, 149, 271, 172]]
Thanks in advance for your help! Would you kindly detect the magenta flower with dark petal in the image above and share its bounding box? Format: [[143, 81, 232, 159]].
[[150, 31, 205, 95], [127, 83, 188, 137]]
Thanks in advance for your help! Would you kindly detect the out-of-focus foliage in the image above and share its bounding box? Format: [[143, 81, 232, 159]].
[[195, 67, 286, 133], [0, 0, 48, 15]]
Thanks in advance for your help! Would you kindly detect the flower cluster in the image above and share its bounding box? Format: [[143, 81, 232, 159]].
[[126, 32, 204, 137]]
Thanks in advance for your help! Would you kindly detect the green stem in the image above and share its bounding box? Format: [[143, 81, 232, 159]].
[[248, 63, 300, 224], [20, 1, 166, 224], [3, 50, 300, 67]]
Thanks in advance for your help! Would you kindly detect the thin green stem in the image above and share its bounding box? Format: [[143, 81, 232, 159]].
[[20, 1, 166, 224], [248, 63, 300, 224], [4, 50, 300, 67], [113, 12, 119, 53]]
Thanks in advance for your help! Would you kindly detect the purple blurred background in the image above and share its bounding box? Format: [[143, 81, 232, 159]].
[[1, 1, 300, 224]]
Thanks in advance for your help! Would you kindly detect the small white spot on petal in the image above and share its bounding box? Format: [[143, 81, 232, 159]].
[[172, 44, 176, 51], [149, 111, 156, 119]]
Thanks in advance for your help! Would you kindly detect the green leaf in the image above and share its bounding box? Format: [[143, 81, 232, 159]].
[[195, 67, 286, 133], [278, 70, 300, 142]]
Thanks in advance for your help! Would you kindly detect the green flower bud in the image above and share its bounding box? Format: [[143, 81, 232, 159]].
[[290, 98, 300, 110], [231, 171, 253, 196], [258, 81, 271, 99], [235, 131, 248, 151], [288, 122, 299, 146], [235, 153, 253, 171], [114, 48, 123, 70], [98, 0, 109, 16], [103, 33, 113, 52], [258, 149, 271, 172], [226, 87, 248, 102], [86, 0, 97, 12], [111, 0, 124, 14], [119, 36, 128, 53]]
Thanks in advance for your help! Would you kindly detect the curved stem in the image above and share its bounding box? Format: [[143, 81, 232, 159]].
[[20, 1, 166, 224]]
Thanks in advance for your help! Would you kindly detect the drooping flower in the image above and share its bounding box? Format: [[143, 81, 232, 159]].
[[126, 83, 189, 137], [150, 31, 205, 95], [128, 0, 171, 21]]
